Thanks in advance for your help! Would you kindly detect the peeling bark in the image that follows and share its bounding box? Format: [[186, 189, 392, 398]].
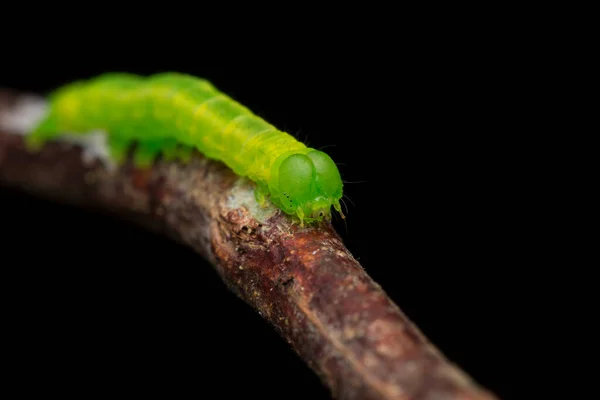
[[0, 89, 499, 400]]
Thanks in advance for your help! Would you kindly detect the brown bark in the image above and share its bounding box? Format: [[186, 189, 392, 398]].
[[0, 89, 499, 400]]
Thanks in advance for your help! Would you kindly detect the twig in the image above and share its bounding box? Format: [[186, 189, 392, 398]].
[[0, 89, 500, 400]]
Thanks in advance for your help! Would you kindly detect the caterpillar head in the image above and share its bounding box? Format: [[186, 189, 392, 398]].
[[276, 150, 343, 224]]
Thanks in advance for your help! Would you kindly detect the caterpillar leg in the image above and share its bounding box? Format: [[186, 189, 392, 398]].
[[333, 200, 345, 219], [296, 207, 305, 227], [254, 183, 270, 208], [108, 136, 133, 165], [175, 145, 194, 164], [160, 138, 180, 162], [133, 140, 163, 168]]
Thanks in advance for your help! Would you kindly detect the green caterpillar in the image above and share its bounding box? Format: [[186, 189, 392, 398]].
[[26, 72, 344, 225]]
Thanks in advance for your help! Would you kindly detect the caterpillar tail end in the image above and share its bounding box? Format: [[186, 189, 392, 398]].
[[23, 116, 60, 153], [24, 126, 57, 153], [24, 134, 47, 152]]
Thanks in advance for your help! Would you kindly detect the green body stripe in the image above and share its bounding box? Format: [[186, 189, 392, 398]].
[[27, 72, 344, 224]]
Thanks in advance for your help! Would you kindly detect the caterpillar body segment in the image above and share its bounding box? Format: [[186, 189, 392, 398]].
[[27, 72, 344, 224]]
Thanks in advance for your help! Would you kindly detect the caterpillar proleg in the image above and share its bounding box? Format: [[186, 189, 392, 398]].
[[26, 72, 344, 225]]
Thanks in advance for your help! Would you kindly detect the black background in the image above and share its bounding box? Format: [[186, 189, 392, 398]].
[[0, 21, 536, 400]]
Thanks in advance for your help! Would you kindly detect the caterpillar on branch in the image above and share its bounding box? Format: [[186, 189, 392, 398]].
[[26, 72, 345, 225]]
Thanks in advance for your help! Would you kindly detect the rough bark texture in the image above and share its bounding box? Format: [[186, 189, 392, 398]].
[[0, 89, 499, 400]]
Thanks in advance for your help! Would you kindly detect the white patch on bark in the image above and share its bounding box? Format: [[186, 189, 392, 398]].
[[0, 95, 48, 135], [0, 95, 116, 170]]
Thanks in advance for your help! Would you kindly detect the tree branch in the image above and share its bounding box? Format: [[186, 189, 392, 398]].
[[0, 89, 499, 400]]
